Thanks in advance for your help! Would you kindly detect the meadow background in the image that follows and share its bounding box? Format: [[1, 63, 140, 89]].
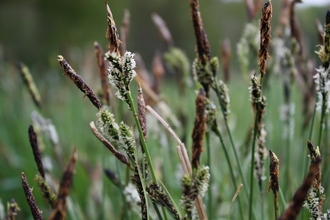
[[1, 0, 330, 219]]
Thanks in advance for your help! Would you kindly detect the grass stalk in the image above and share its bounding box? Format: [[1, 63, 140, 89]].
[[318, 94, 327, 147], [213, 79, 250, 198], [127, 91, 168, 220], [101, 147, 106, 220], [249, 109, 259, 220], [213, 127, 245, 220], [279, 186, 287, 213], [146, 105, 206, 219], [127, 91, 157, 182], [115, 159, 129, 220], [206, 132, 212, 220]]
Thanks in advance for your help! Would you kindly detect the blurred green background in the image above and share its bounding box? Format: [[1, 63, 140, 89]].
[[1, 0, 328, 69], [1, 0, 330, 219]]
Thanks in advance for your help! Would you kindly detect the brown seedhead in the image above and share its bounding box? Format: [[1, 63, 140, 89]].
[[105, 1, 121, 54], [137, 84, 147, 143], [28, 125, 45, 179], [21, 172, 43, 220], [190, 0, 211, 65], [258, 0, 272, 75], [57, 55, 101, 110], [49, 147, 78, 220], [191, 88, 206, 169], [152, 13, 173, 47], [94, 42, 111, 106]]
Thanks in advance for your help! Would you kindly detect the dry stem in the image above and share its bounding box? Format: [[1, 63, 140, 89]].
[[146, 105, 207, 220], [89, 121, 130, 166]]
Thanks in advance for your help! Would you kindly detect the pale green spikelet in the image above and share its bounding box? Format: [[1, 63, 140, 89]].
[[217, 80, 231, 118], [181, 174, 194, 220], [205, 98, 217, 131], [119, 122, 136, 156], [210, 56, 219, 77], [249, 74, 262, 104], [194, 165, 210, 197], [96, 108, 120, 142]]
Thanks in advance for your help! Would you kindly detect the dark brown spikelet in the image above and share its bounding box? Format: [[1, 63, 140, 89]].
[[28, 125, 45, 178], [94, 42, 111, 106], [268, 150, 279, 194], [243, 0, 254, 22], [316, 19, 324, 46], [130, 167, 148, 220], [258, 0, 272, 76], [220, 38, 231, 83], [21, 172, 43, 220], [104, 168, 121, 187], [137, 84, 147, 142], [89, 121, 130, 166], [307, 141, 323, 199], [191, 88, 207, 169], [289, 0, 303, 55], [324, 10, 330, 69], [151, 13, 173, 47], [146, 182, 180, 220], [120, 9, 130, 55], [49, 147, 78, 220], [268, 150, 279, 219], [57, 55, 101, 110], [276, 0, 291, 37], [151, 51, 165, 95], [5, 199, 20, 220], [189, 0, 211, 65], [277, 154, 322, 220], [105, 1, 121, 55], [16, 62, 42, 109], [307, 140, 326, 213], [243, 0, 263, 22]]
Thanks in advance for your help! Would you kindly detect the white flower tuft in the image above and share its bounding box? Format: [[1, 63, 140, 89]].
[[314, 67, 330, 113]]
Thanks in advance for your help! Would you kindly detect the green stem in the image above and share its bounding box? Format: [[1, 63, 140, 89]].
[[206, 132, 212, 220], [213, 127, 245, 220], [133, 149, 150, 220], [309, 100, 317, 140], [213, 80, 250, 199], [318, 93, 327, 147], [279, 186, 287, 210], [101, 146, 106, 220], [152, 202, 163, 220], [127, 91, 168, 220], [284, 109, 291, 197], [249, 109, 259, 220], [116, 160, 130, 220], [127, 92, 157, 182], [274, 193, 279, 220]]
